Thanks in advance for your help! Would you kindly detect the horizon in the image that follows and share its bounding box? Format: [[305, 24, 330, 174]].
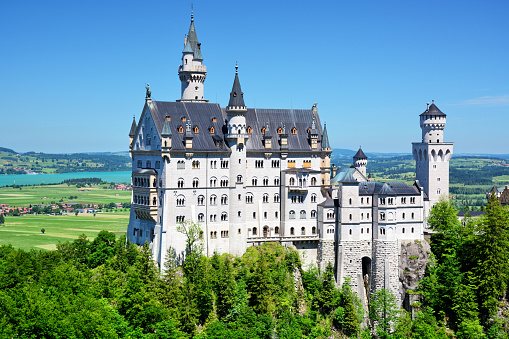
[[1, 1, 508, 154]]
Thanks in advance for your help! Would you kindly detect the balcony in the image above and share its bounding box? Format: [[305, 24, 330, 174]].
[[133, 203, 158, 222], [288, 184, 308, 194]]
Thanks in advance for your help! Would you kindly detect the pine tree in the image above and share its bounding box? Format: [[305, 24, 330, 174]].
[[0, 214, 5, 225]]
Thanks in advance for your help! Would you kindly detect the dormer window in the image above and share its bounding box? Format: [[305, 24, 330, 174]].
[[166, 116, 171, 121], [247, 126, 252, 134], [292, 127, 297, 135], [209, 126, 215, 134], [181, 116, 186, 122], [261, 127, 266, 134], [233, 92, 237, 97], [212, 117, 217, 122], [277, 127, 282, 134], [178, 126, 183, 134], [307, 128, 311, 133], [194, 126, 199, 134]]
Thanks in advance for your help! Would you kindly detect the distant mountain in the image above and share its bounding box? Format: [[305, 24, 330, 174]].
[[0, 147, 16, 154]]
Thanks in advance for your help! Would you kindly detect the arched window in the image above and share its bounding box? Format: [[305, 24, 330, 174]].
[[311, 194, 317, 203], [300, 210, 306, 219], [181, 116, 186, 122], [247, 126, 252, 134], [274, 193, 280, 202], [210, 177, 217, 187], [209, 126, 215, 134], [262, 194, 269, 203], [312, 226, 316, 235], [153, 197, 157, 205], [349, 214, 352, 221], [178, 126, 183, 133], [277, 127, 282, 134], [349, 198, 352, 205], [210, 195, 217, 205], [192, 160, 200, 169], [176, 195, 185, 207], [252, 227, 257, 236], [289, 210, 295, 219], [192, 178, 199, 188], [252, 177, 258, 186], [263, 226, 269, 237], [237, 175, 242, 183], [290, 227, 295, 235], [301, 227, 305, 235], [197, 195, 204, 205], [311, 210, 317, 218], [263, 177, 269, 186], [246, 193, 253, 204], [311, 177, 317, 186], [274, 177, 280, 186], [221, 212, 228, 221], [275, 226, 279, 234], [221, 195, 228, 205], [292, 127, 297, 135], [177, 178, 184, 188], [289, 177, 295, 186], [261, 127, 266, 134], [194, 126, 199, 134], [198, 213, 204, 222]]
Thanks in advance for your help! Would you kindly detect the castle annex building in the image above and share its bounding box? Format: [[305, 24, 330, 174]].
[[127, 14, 453, 305]]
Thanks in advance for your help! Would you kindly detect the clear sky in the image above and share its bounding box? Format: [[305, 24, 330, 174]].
[[1, 0, 508, 154]]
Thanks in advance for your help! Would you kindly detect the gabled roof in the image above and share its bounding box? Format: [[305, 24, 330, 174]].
[[420, 102, 446, 116], [129, 116, 137, 137], [353, 147, 367, 159], [321, 123, 330, 149], [228, 65, 245, 108], [331, 168, 358, 184]]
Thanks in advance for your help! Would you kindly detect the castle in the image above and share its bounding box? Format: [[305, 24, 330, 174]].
[[126, 13, 453, 305]]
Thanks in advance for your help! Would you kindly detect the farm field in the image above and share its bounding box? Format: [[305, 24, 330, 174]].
[[0, 184, 131, 207], [0, 211, 129, 251]]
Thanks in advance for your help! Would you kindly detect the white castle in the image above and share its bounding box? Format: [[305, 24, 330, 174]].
[[126, 13, 453, 305]]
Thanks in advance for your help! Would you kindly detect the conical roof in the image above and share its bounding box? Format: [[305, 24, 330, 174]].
[[420, 102, 446, 116], [161, 118, 172, 136], [129, 116, 137, 137], [321, 123, 330, 148], [182, 39, 194, 53], [228, 65, 245, 108], [353, 147, 367, 159], [186, 13, 203, 60]]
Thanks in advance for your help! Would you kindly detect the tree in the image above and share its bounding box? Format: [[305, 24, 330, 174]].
[[0, 214, 5, 225], [177, 219, 204, 276], [342, 278, 359, 337], [369, 288, 400, 339]]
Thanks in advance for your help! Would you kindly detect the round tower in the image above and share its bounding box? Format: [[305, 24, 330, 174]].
[[420, 100, 446, 143], [178, 11, 208, 102], [353, 147, 367, 178]]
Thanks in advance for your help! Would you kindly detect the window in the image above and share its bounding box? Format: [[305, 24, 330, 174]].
[[181, 116, 186, 122], [252, 178, 258, 186], [210, 195, 217, 205], [290, 227, 295, 235], [361, 213, 364, 220], [388, 198, 394, 205], [220, 179, 229, 187], [300, 210, 306, 219], [361, 228, 364, 234], [289, 210, 295, 219], [176, 216, 185, 223], [263, 211, 268, 219], [221, 160, 229, 168], [311, 210, 316, 219], [274, 193, 280, 202], [349, 198, 352, 205], [367, 228, 369, 234], [178, 126, 183, 133], [401, 197, 406, 204], [210, 177, 217, 187], [238, 228, 241, 234], [349, 229, 352, 235], [411, 212, 415, 219], [312, 226, 316, 235], [311, 194, 317, 203], [238, 211, 241, 217], [198, 213, 204, 222], [402, 213, 406, 220], [145, 160, 151, 168], [221, 230, 229, 238], [301, 227, 305, 235], [221, 195, 228, 205], [246, 126, 252, 133], [380, 198, 386, 205], [221, 212, 228, 221], [255, 160, 264, 168], [410, 197, 416, 204], [287, 160, 295, 168], [367, 197, 370, 204], [176, 196, 185, 207], [275, 227, 279, 234], [253, 227, 257, 235], [210, 160, 217, 169], [380, 227, 386, 235], [194, 126, 199, 134], [272, 160, 280, 168], [327, 227, 334, 234], [303, 160, 311, 168], [261, 127, 266, 134], [277, 127, 283, 134], [289, 177, 295, 186], [292, 127, 297, 135], [192, 160, 200, 169], [411, 227, 415, 233], [246, 193, 253, 204], [349, 214, 352, 221], [361, 197, 364, 204], [198, 195, 204, 205], [177, 160, 185, 169], [380, 212, 386, 221], [209, 126, 215, 134], [177, 178, 184, 188], [367, 213, 370, 219], [274, 177, 280, 186], [311, 177, 317, 186], [210, 214, 217, 222], [327, 211, 335, 220], [155, 161, 160, 169], [402, 227, 405, 234], [137, 160, 142, 168], [192, 178, 199, 188], [238, 194, 241, 201], [253, 212, 256, 219], [237, 175, 242, 183], [263, 194, 269, 203]]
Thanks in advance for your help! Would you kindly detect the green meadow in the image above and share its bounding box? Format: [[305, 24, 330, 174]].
[[0, 212, 129, 251], [0, 183, 131, 207]]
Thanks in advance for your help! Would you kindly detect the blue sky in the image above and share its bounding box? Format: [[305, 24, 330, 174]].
[[1, 0, 507, 154]]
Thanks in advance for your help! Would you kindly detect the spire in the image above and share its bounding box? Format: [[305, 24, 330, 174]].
[[353, 147, 367, 159], [161, 117, 172, 136], [228, 63, 245, 108], [129, 115, 137, 137], [321, 123, 330, 149], [186, 10, 202, 60]]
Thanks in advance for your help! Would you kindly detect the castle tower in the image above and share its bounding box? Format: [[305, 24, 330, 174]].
[[412, 101, 454, 209], [353, 147, 367, 178], [320, 122, 332, 187], [226, 64, 249, 256], [178, 11, 208, 102]]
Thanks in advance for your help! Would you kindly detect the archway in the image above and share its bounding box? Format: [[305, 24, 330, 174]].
[[362, 257, 372, 302]]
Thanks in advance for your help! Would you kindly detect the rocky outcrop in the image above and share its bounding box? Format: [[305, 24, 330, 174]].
[[399, 239, 431, 314]]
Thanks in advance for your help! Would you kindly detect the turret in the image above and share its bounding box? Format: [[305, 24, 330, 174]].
[[178, 11, 207, 102], [353, 147, 367, 178], [226, 64, 248, 146], [184, 122, 193, 149], [308, 116, 319, 149], [321, 123, 331, 151], [129, 115, 137, 153], [420, 100, 446, 143], [161, 115, 172, 161]]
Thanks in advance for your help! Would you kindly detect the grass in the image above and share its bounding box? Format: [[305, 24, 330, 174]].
[[0, 211, 129, 251], [0, 184, 131, 207]]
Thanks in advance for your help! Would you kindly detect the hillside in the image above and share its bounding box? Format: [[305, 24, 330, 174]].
[[0, 149, 130, 174]]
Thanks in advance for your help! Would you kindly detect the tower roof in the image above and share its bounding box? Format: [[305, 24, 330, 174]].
[[161, 117, 172, 136], [353, 147, 367, 159], [129, 116, 137, 137], [321, 123, 330, 148], [228, 64, 245, 108], [420, 102, 446, 116], [186, 12, 203, 60], [182, 39, 194, 53]]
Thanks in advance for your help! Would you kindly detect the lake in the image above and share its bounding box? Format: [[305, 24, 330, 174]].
[[0, 171, 131, 187]]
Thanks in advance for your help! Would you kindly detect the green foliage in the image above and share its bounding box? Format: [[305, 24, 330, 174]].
[[0, 214, 5, 224], [369, 288, 400, 338]]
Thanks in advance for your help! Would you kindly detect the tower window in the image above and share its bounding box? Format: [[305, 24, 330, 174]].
[[277, 127, 282, 134]]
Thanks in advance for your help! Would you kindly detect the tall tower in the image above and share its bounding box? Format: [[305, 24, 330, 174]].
[[412, 101, 454, 209], [353, 147, 367, 178], [178, 11, 208, 102], [226, 64, 249, 256]]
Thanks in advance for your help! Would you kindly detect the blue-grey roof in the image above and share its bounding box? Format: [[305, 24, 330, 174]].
[[358, 181, 420, 195], [318, 197, 336, 207], [228, 67, 245, 108], [182, 39, 194, 53], [161, 118, 172, 136], [321, 123, 330, 149], [186, 15, 203, 60], [420, 102, 446, 117], [129, 116, 137, 137], [353, 147, 367, 159], [331, 168, 358, 184], [145, 101, 325, 153]]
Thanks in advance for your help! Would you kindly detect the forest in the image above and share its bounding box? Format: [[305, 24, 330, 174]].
[[0, 196, 508, 338]]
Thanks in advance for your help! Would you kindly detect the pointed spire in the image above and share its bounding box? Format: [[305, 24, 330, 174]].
[[353, 147, 367, 159], [129, 115, 137, 137], [186, 9, 202, 60], [321, 123, 330, 149], [228, 63, 245, 108], [161, 116, 172, 136]]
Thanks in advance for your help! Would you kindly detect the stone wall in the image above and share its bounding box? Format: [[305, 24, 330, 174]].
[[371, 240, 401, 305], [317, 240, 335, 271]]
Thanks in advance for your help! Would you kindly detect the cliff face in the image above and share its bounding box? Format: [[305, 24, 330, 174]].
[[399, 240, 431, 312]]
